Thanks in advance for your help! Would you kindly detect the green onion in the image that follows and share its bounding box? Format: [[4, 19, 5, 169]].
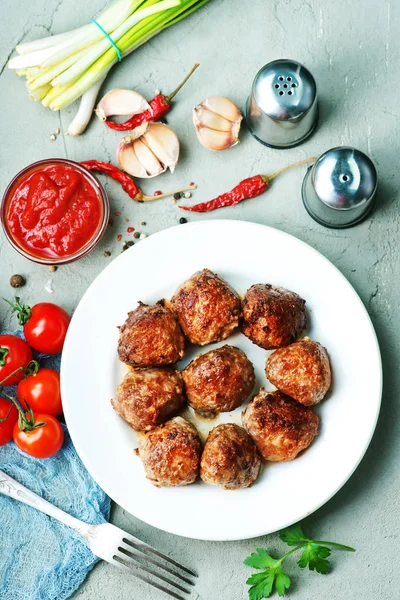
[[8, 0, 211, 124]]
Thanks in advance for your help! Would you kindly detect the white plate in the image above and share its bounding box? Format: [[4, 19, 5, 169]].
[[61, 220, 382, 541]]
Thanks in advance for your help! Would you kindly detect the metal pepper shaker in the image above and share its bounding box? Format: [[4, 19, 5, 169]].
[[301, 147, 378, 228], [246, 59, 318, 149]]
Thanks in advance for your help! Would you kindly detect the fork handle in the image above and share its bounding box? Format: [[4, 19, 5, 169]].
[[0, 469, 91, 537]]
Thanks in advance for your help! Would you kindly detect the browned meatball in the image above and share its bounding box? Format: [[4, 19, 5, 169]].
[[170, 269, 241, 345], [242, 284, 306, 349], [266, 339, 331, 406], [242, 389, 319, 461], [111, 368, 185, 431], [118, 301, 185, 368], [138, 417, 202, 487], [182, 345, 255, 416], [200, 424, 261, 489]]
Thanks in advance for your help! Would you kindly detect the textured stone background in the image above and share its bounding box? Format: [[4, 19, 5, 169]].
[[0, 0, 398, 598]]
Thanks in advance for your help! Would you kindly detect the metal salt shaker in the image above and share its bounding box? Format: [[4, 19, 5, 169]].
[[246, 59, 318, 148], [302, 147, 378, 228]]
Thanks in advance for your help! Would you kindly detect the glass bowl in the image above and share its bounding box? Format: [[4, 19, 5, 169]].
[[1, 159, 110, 266]]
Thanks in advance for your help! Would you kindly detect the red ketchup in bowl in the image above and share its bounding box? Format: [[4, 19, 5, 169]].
[[2, 160, 109, 264]]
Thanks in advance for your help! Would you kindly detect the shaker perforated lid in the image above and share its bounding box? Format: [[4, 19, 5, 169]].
[[302, 147, 378, 228], [246, 59, 318, 148]]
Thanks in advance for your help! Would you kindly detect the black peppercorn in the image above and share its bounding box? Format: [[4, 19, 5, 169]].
[[10, 274, 25, 288]]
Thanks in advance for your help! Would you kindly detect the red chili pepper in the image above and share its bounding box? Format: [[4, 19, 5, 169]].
[[179, 158, 316, 213], [81, 160, 197, 203], [82, 160, 141, 199], [105, 63, 199, 131]]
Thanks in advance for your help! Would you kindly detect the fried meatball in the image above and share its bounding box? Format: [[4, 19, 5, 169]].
[[266, 339, 331, 406], [170, 269, 241, 345], [182, 345, 255, 416], [200, 424, 261, 489], [242, 284, 306, 349], [118, 301, 185, 368], [242, 389, 319, 461], [138, 417, 202, 487], [111, 368, 185, 431]]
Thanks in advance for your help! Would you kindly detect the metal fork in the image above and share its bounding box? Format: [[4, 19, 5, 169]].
[[0, 470, 197, 600]]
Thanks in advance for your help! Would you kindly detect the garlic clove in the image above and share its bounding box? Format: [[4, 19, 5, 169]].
[[202, 96, 242, 123], [130, 139, 164, 178], [195, 126, 240, 151], [117, 139, 148, 178], [192, 96, 242, 151], [193, 106, 233, 132], [142, 123, 180, 174], [95, 89, 150, 122]]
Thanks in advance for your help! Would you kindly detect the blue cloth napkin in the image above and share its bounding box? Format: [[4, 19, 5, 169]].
[[0, 331, 110, 600]]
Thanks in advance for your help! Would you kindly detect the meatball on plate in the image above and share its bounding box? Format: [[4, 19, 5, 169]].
[[138, 417, 202, 487], [242, 389, 319, 461], [118, 300, 185, 368], [170, 268, 241, 345], [111, 368, 185, 431], [62, 220, 382, 541], [266, 338, 331, 406], [182, 345, 255, 416], [242, 284, 306, 349], [201, 424, 261, 489]]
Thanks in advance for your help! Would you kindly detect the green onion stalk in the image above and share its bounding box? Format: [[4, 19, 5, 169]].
[[8, 0, 211, 134]]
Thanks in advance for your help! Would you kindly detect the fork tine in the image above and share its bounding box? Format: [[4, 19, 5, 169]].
[[113, 555, 187, 600], [119, 543, 194, 586], [117, 548, 191, 594], [123, 535, 197, 577]]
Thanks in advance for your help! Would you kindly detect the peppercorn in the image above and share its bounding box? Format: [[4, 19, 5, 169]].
[[173, 193, 181, 200], [134, 232, 140, 239], [48, 265, 57, 273], [179, 218, 187, 224], [10, 274, 25, 288], [141, 222, 146, 226], [104, 251, 111, 257], [126, 240, 134, 247]]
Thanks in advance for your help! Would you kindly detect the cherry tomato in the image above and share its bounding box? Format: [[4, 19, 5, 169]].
[[0, 398, 18, 446], [0, 334, 33, 386], [24, 303, 70, 354], [13, 413, 64, 458], [17, 368, 62, 417]]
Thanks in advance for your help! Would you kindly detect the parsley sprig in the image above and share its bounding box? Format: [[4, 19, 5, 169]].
[[244, 523, 355, 599]]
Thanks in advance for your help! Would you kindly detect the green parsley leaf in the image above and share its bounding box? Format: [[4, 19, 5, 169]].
[[297, 543, 331, 574], [244, 548, 280, 569], [275, 569, 291, 597], [279, 523, 308, 546], [246, 570, 276, 600], [246, 565, 291, 599]]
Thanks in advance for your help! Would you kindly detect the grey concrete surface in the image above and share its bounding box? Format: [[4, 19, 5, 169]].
[[0, 0, 399, 598]]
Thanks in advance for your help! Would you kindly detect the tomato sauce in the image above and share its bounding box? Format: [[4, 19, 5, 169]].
[[6, 163, 104, 259]]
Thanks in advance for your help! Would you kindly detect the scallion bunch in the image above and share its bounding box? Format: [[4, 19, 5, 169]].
[[8, 0, 210, 133]]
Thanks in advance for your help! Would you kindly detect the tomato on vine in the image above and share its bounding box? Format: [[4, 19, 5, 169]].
[[0, 398, 18, 446], [13, 412, 64, 458], [0, 334, 33, 385], [5, 297, 70, 354], [18, 368, 62, 417]]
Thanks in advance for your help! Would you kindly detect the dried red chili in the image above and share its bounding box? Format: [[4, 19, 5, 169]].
[[81, 160, 197, 203], [179, 158, 316, 213], [105, 63, 199, 131]]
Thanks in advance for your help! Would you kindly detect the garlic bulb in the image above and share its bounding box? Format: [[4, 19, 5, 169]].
[[193, 96, 242, 151], [95, 89, 150, 122], [117, 123, 180, 178]]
